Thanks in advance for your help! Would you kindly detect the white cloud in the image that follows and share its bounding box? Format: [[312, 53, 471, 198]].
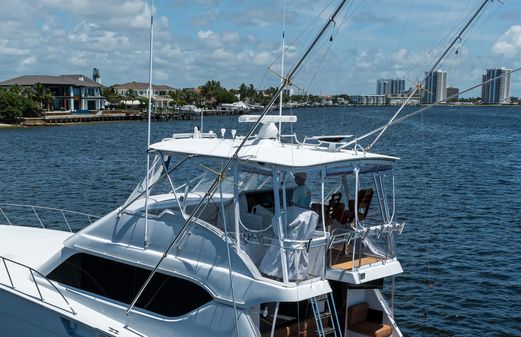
[[492, 25, 521, 58], [211, 48, 234, 61], [21, 55, 37, 66], [0, 39, 30, 56], [0, 0, 518, 96], [197, 30, 214, 40]]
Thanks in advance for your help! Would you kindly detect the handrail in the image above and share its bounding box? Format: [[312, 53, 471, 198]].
[[327, 222, 405, 272], [0, 255, 75, 315], [0, 203, 100, 232]]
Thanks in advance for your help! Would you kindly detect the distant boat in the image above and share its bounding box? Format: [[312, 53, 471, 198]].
[[220, 101, 250, 112], [179, 104, 202, 115]]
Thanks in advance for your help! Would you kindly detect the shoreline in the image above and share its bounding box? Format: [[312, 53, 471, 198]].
[[0, 123, 25, 128], [1, 104, 519, 128]]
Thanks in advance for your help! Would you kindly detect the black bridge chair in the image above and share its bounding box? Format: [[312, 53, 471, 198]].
[[346, 188, 373, 224]]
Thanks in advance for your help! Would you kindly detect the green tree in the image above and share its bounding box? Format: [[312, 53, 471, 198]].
[[9, 84, 22, 95], [200, 80, 223, 107], [125, 89, 138, 110], [101, 87, 122, 109], [168, 90, 187, 107], [216, 89, 236, 104], [32, 83, 54, 111], [0, 89, 23, 122]]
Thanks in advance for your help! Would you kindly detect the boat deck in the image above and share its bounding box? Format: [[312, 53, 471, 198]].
[[331, 256, 382, 270]]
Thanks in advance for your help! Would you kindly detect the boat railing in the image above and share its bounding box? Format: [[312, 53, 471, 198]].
[[328, 222, 404, 272], [0, 203, 100, 233], [0, 255, 75, 315], [241, 232, 328, 283]]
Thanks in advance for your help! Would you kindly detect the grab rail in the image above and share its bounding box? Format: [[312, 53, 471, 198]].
[[328, 222, 405, 272], [0, 203, 100, 232], [0, 255, 75, 315]]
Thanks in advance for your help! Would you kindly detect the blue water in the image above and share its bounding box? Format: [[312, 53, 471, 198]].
[[1, 106, 521, 336]]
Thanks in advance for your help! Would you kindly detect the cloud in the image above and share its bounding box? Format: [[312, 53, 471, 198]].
[[0, 39, 30, 56], [0, 0, 519, 96], [492, 25, 521, 58]]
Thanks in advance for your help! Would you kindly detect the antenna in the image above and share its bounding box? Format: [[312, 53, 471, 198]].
[[278, 0, 286, 135], [144, 0, 154, 248]]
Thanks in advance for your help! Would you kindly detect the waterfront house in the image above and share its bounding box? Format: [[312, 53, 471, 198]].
[[0, 74, 104, 112], [113, 82, 175, 109]]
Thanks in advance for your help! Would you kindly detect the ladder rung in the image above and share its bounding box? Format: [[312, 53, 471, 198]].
[[315, 327, 336, 335], [320, 312, 332, 319]]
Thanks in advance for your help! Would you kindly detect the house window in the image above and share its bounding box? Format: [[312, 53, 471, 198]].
[[47, 253, 213, 317]]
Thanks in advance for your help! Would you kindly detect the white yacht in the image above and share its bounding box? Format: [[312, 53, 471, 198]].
[[0, 114, 405, 337], [1, 0, 497, 334], [180, 105, 203, 116]]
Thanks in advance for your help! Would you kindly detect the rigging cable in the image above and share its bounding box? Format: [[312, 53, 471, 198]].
[[366, 0, 494, 152], [341, 66, 521, 150], [219, 178, 240, 337], [303, 1, 360, 93], [388, 0, 415, 80]]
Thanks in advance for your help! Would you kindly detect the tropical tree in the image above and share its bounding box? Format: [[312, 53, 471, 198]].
[[0, 88, 40, 122], [200, 80, 223, 107], [0, 89, 23, 121], [168, 90, 187, 107], [125, 89, 138, 111], [33, 83, 55, 111], [137, 96, 148, 111], [102, 87, 122, 110], [8, 84, 22, 95], [216, 90, 236, 104]]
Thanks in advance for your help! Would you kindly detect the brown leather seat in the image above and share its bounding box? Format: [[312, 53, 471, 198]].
[[348, 302, 392, 337]]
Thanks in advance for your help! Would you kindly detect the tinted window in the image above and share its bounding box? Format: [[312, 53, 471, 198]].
[[47, 253, 212, 317]]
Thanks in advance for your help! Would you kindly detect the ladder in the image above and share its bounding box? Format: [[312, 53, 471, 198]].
[[309, 292, 343, 337]]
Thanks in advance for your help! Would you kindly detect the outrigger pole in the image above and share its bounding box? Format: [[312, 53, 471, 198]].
[[126, 0, 349, 316], [144, 0, 154, 248], [366, 0, 493, 151]]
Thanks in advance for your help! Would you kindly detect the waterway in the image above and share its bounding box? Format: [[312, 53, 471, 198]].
[[1, 106, 520, 336]]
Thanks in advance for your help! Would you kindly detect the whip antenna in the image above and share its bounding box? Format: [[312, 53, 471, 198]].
[[144, 0, 154, 248]]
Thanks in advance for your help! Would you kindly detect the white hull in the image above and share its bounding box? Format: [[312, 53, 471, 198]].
[[0, 285, 259, 337]]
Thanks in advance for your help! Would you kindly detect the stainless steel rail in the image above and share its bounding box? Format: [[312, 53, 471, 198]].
[[0, 255, 75, 315], [0, 203, 100, 232]]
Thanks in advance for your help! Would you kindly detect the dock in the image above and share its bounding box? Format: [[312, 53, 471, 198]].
[[16, 107, 255, 126]]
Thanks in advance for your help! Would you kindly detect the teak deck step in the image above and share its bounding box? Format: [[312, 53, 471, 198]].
[[331, 256, 381, 270]]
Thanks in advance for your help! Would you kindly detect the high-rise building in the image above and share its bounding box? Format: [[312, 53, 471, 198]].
[[424, 70, 447, 104], [447, 87, 459, 102], [376, 78, 405, 95], [481, 67, 511, 104]]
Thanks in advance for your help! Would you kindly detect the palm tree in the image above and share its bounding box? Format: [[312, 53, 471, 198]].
[[125, 89, 138, 111], [102, 87, 122, 110], [200, 80, 222, 108], [168, 90, 186, 107], [33, 83, 54, 111]]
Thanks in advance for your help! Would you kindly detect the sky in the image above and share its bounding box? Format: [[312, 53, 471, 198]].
[[0, 0, 520, 97]]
